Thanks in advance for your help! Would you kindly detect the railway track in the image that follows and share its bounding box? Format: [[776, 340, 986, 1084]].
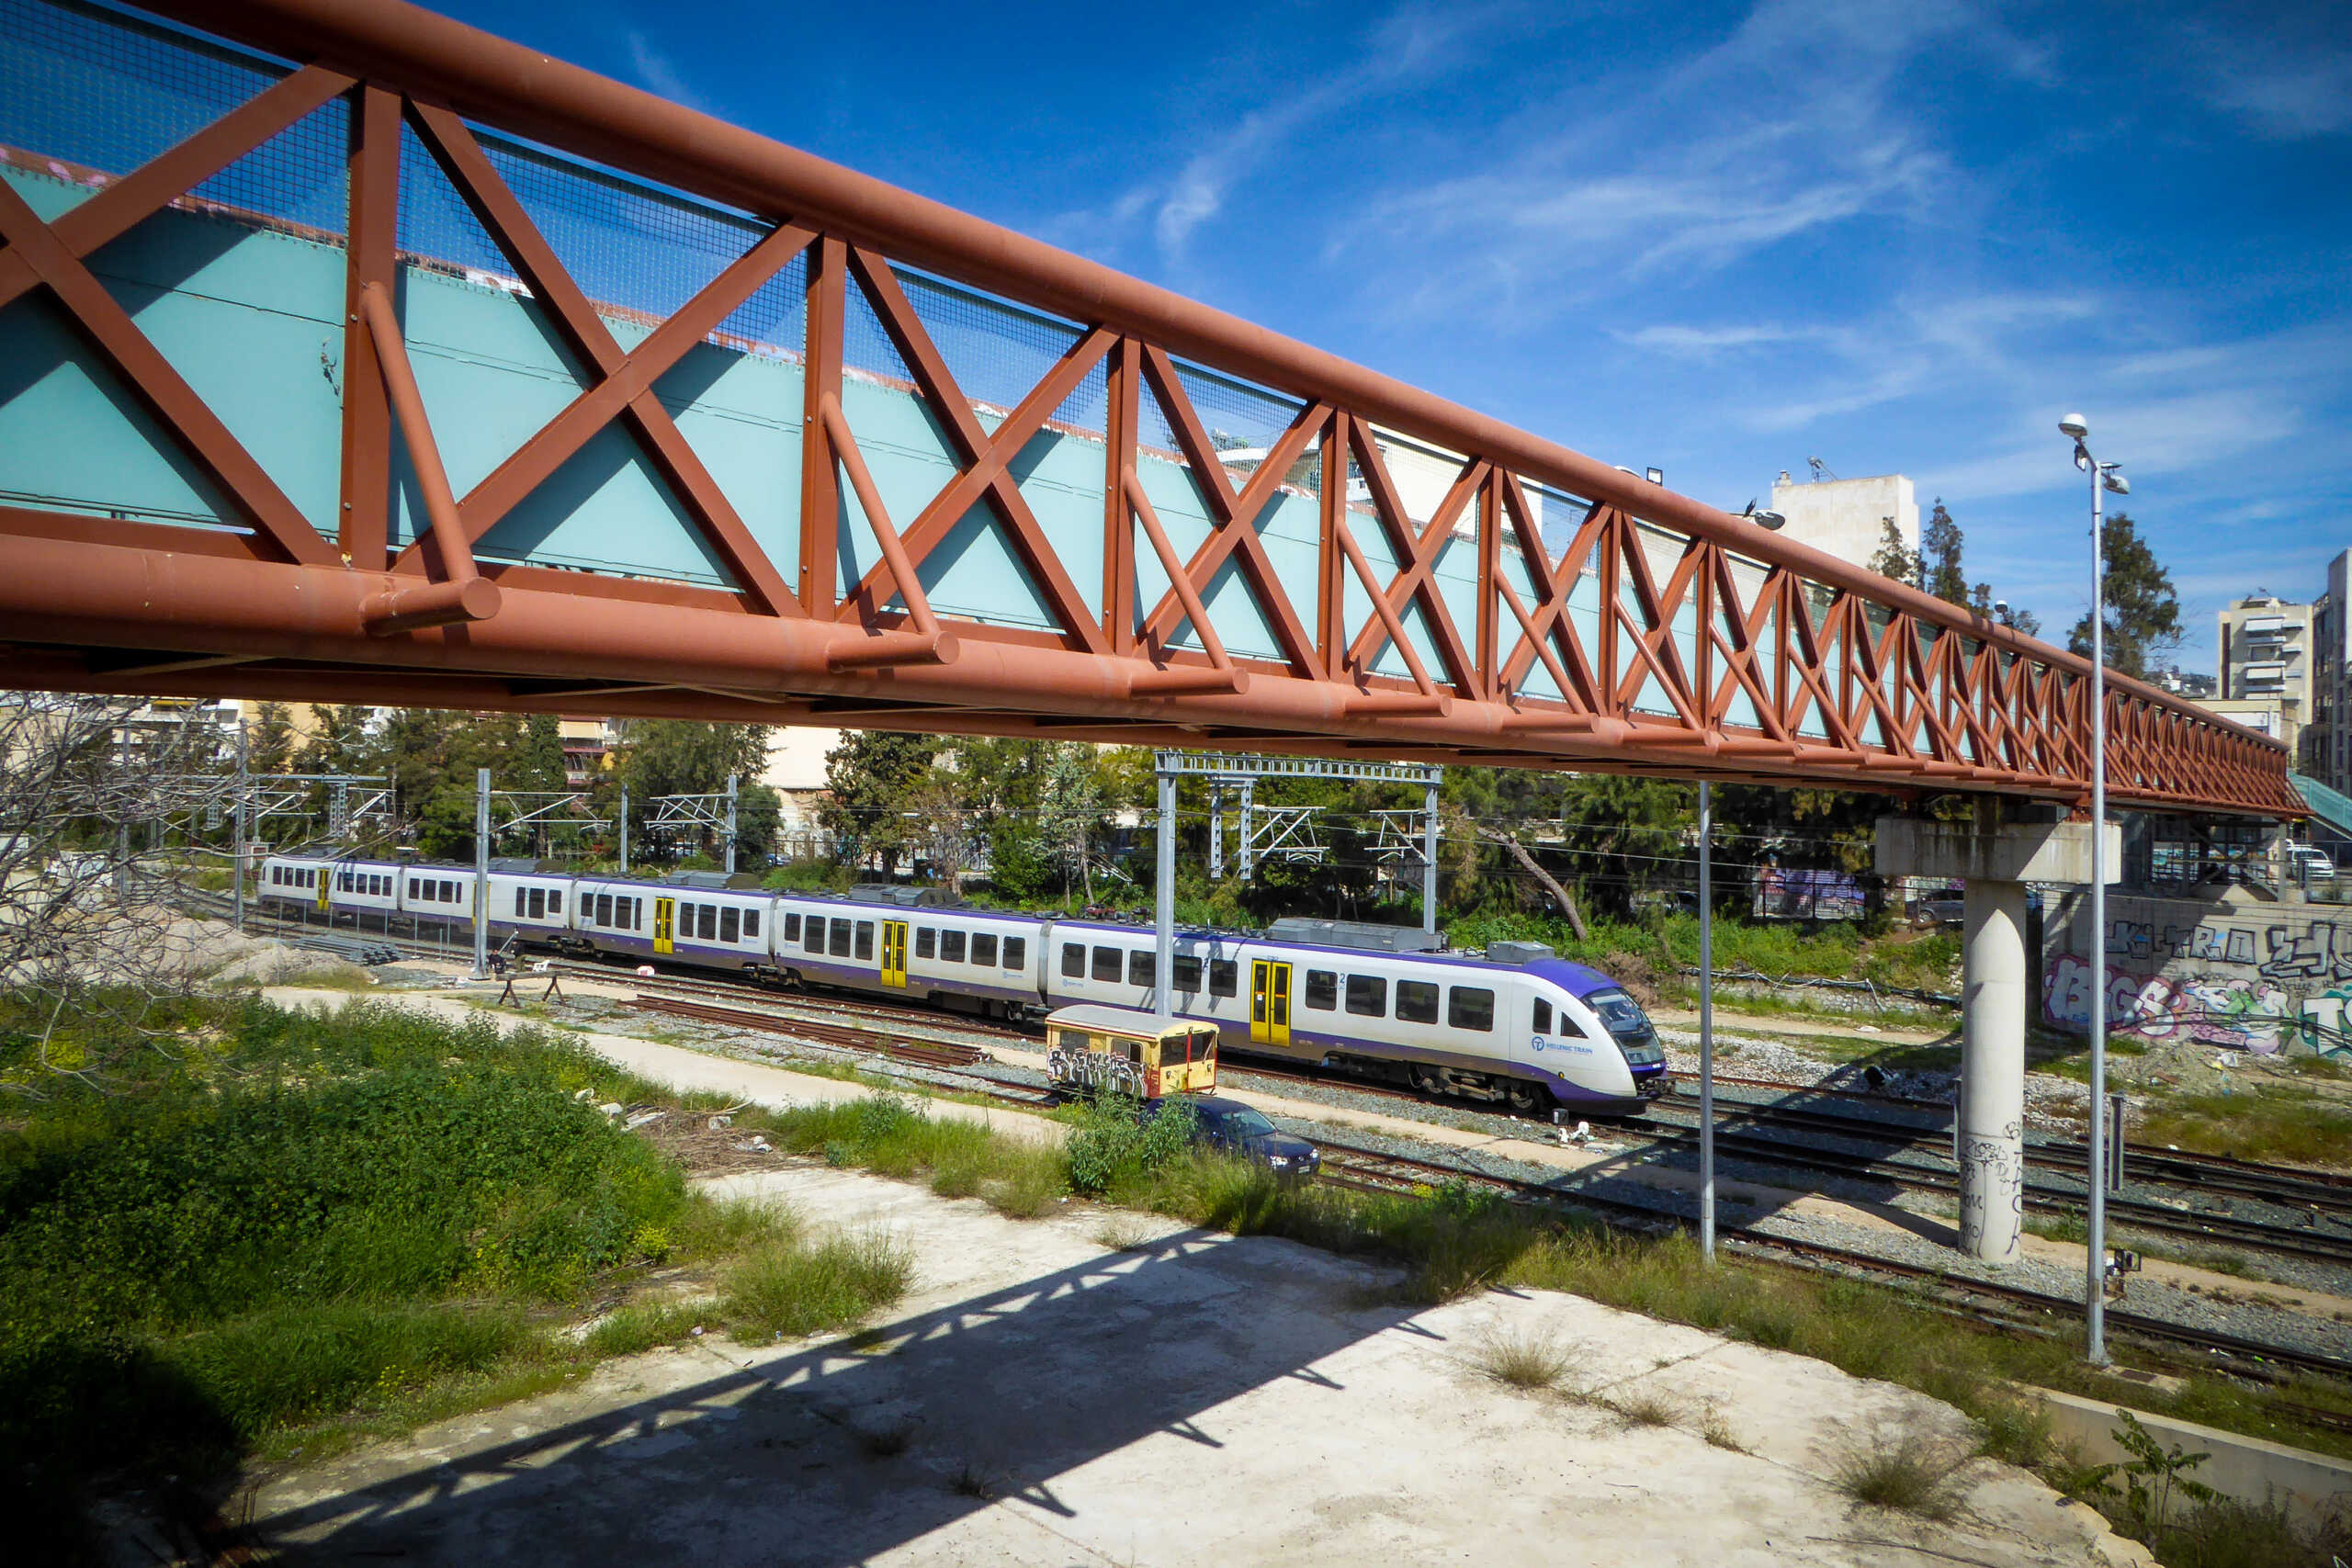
[[1308, 1139, 2352, 1388]]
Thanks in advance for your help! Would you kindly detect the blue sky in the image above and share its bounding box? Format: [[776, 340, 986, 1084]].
[[442, 0, 2351, 671]]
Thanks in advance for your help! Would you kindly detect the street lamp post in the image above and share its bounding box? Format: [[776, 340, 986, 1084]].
[[2060, 411, 2128, 1364]]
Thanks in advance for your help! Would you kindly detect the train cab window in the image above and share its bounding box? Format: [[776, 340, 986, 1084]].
[[1172, 954, 1204, 992], [830, 920, 852, 958], [529, 888, 547, 920], [941, 931, 967, 964], [1448, 987, 1496, 1032], [972, 933, 998, 966], [805, 917, 826, 953], [1209, 958, 1238, 998], [784, 912, 800, 942], [1532, 998, 1553, 1034], [1304, 969, 1338, 1010], [1396, 980, 1439, 1023], [854, 921, 874, 961], [699, 905, 718, 942], [720, 907, 740, 943], [916, 928, 936, 960], [1092, 945, 1122, 982], [1061, 942, 1085, 978], [1002, 936, 1025, 970], [1128, 951, 1154, 987], [1346, 975, 1387, 1017]]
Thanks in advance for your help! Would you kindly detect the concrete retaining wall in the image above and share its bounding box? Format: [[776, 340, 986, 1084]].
[[2040, 887, 2352, 1057], [2025, 1385, 2352, 1529]]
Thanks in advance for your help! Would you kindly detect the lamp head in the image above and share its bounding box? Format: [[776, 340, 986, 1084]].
[[1753, 509, 1786, 532], [2059, 412, 2088, 441], [1994, 599, 2009, 618], [2102, 468, 2131, 496]]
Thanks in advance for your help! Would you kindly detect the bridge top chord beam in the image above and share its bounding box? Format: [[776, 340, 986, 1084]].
[[0, 0, 2297, 821]]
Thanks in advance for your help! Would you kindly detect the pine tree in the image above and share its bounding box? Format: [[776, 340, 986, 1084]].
[[2067, 513, 2181, 680]]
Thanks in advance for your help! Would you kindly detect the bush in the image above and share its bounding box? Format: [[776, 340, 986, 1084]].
[[1063, 1092, 1195, 1196], [720, 1230, 911, 1341]]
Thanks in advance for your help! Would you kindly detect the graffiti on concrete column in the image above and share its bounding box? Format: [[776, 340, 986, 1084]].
[[1957, 1120, 2022, 1262]]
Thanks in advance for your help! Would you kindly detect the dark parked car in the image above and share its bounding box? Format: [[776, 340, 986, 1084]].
[[1150, 1095, 1321, 1179]]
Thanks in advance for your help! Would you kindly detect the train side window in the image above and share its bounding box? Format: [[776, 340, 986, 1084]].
[[407, 876, 419, 899], [1091, 945, 1122, 982], [594, 893, 612, 926], [806, 916, 826, 953], [784, 912, 800, 942], [1448, 987, 1495, 1032], [1209, 959, 1238, 998], [699, 905, 718, 942], [1304, 969, 1338, 1010], [1532, 998, 1552, 1033], [1172, 954, 1204, 991], [1061, 942, 1085, 978], [529, 888, 546, 920], [1346, 975, 1387, 1017], [1396, 980, 1439, 1023], [916, 927, 936, 960], [1128, 951, 1154, 987], [854, 921, 874, 961], [972, 932, 999, 966], [720, 907, 740, 943], [830, 920, 853, 958], [1003, 936, 1025, 969], [441, 879, 457, 902], [549, 892, 562, 916], [741, 908, 755, 938], [942, 930, 967, 964]]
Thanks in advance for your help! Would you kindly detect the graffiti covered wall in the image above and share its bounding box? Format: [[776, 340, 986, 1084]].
[[2041, 889, 2350, 1056]]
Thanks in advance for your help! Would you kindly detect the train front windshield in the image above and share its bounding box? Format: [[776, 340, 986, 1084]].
[[1586, 987, 1664, 1066]]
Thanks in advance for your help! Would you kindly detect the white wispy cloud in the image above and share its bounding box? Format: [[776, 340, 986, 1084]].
[[625, 29, 709, 113]]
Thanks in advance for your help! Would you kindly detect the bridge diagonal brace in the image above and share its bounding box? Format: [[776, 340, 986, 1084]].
[[1120, 468, 1245, 695], [407, 103, 797, 616], [841, 249, 1109, 654], [1492, 474, 1604, 709], [408, 218, 817, 581], [1135, 345, 1326, 676], [0, 64, 355, 314], [817, 393, 956, 671], [0, 175, 340, 567], [1340, 429, 1480, 694]]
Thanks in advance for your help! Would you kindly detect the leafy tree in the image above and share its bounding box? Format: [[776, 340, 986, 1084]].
[[1870, 519, 1921, 588], [611, 719, 769, 800], [2066, 513, 2181, 681], [820, 729, 940, 874], [249, 702, 297, 773]]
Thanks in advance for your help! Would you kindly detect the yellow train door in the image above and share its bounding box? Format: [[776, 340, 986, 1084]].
[[880, 919, 908, 987], [653, 897, 675, 955], [315, 867, 332, 914], [1250, 959, 1291, 1047]]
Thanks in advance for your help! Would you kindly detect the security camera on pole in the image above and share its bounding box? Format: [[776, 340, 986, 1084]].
[[2059, 412, 2129, 1365]]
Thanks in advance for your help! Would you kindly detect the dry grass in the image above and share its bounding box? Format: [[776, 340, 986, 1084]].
[[1467, 1325, 1579, 1393], [1608, 1389, 1688, 1429], [1699, 1401, 1745, 1452], [1833, 1430, 1969, 1519], [1092, 1214, 1159, 1253], [947, 1459, 1001, 1499]]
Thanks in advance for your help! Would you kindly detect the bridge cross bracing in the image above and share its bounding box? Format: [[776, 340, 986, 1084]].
[[0, 0, 2296, 819]]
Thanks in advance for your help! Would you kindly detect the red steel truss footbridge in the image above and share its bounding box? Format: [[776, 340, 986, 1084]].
[[0, 0, 2296, 817]]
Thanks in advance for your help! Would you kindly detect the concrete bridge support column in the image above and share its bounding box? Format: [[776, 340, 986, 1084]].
[[1878, 809, 2116, 1265], [1960, 876, 2029, 1262]]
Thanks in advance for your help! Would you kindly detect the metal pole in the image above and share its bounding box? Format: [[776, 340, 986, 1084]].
[[232, 716, 248, 932], [1422, 782, 1441, 933], [2107, 1091, 2127, 1191], [2086, 456, 2109, 1364], [1238, 777, 1255, 880], [1699, 779, 1716, 1261], [618, 784, 629, 874], [1208, 784, 1223, 881], [1155, 767, 1175, 1020], [472, 765, 491, 979], [725, 772, 738, 874]]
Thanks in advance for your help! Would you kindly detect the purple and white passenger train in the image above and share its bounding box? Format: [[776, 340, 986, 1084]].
[[257, 856, 1669, 1114]]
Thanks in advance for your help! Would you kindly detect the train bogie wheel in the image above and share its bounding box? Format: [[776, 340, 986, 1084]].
[[1504, 1080, 1547, 1116]]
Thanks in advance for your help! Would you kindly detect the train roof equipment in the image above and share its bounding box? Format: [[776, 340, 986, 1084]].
[[1262, 917, 1445, 954]]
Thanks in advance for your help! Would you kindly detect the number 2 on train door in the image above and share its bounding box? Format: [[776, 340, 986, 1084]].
[[1250, 960, 1290, 1046], [652, 897, 675, 956], [880, 920, 908, 988]]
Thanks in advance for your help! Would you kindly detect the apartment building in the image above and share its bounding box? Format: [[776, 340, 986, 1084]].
[[2211, 592, 2312, 758]]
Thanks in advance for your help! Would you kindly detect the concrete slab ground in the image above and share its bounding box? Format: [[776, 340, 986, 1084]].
[[248, 1162, 2151, 1568]]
